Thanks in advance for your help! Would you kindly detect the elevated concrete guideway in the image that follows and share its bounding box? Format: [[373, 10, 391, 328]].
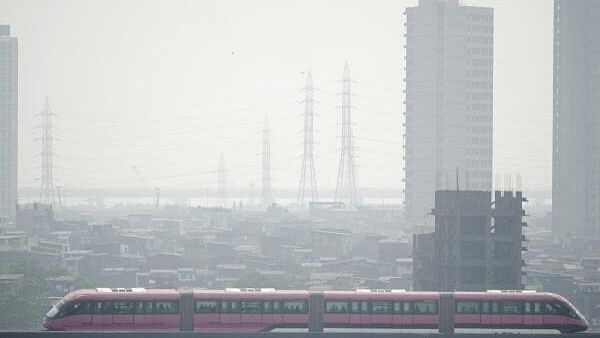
[[1, 333, 599, 338]]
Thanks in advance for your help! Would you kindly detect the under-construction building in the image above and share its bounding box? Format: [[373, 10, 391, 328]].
[[413, 190, 526, 291], [553, 0, 600, 238], [0, 25, 17, 220]]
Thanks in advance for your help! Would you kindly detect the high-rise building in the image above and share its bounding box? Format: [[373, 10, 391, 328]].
[[404, 0, 493, 230], [553, 0, 600, 237], [0, 25, 18, 220]]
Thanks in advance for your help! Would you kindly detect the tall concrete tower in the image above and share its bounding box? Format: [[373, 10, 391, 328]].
[[404, 0, 494, 231], [553, 0, 600, 237], [297, 70, 318, 206], [335, 61, 360, 206], [0, 25, 18, 220]]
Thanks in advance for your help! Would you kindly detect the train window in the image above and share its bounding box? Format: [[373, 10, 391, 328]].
[[372, 301, 393, 314], [263, 301, 273, 313], [59, 301, 90, 317], [283, 300, 306, 313], [154, 300, 179, 314], [482, 301, 500, 314], [195, 300, 219, 313], [240, 301, 262, 313], [113, 301, 135, 314], [351, 301, 368, 313], [524, 301, 543, 314], [393, 301, 404, 313], [273, 301, 281, 313], [221, 301, 229, 313], [134, 301, 145, 314], [144, 301, 154, 314], [92, 301, 113, 314], [545, 301, 570, 316], [456, 301, 480, 314], [414, 300, 437, 314], [325, 301, 349, 313], [221, 301, 240, 313], [502, 301, 522, 314]]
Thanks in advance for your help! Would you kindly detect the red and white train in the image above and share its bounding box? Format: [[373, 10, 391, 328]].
[[43, 288, 588, 333]]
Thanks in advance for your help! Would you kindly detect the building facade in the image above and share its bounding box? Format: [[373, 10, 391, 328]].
[[553, 0, 600, 237], [0, 25, 17, 220], [413, 190, 525, 291], [404, 0, 493, 230]]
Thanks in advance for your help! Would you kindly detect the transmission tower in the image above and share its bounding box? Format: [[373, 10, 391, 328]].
[[217, 152, 226, 207], [261, 115, 273, 208], [335, 61, 360, 206], [297, 69, 318, 205], [39, 97, 58, 206]]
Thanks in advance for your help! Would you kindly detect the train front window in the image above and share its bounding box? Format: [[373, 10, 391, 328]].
[[56, 301, 89, 318], [546, 301, 576, 318], [45, 301, 63, 319]]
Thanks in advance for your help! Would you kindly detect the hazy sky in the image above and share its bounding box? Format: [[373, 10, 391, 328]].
[[0, 0, 553, 194]]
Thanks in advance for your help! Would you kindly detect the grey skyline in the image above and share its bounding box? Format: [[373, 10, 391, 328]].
[[0, 0, 553, 196]]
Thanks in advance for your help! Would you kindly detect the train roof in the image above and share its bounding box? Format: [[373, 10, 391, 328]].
[[61, 288, 567, 303]]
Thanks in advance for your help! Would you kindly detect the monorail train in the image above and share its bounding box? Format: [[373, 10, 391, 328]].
[[43, 288, 589, 333]]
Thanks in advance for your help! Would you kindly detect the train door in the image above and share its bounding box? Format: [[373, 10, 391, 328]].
[[271, 300, 283, 326], [403, 301, 414, 326], [133, 300, 150, 327], [392, 301, 403, 326], [324, 300, 350, 325], [371, 300, 394, 325], [194, 300, 220, 328], [481, 301, 501, 325], [220, 300, 241, 325], [91, 300, 113, 327], [500, 301, 523, 325], [240, 300, 262, 327], [262, 300, 274, 326], [350, 300, 368, 325], [523, 301, 544, 326], [112, 300, 134, 327]]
